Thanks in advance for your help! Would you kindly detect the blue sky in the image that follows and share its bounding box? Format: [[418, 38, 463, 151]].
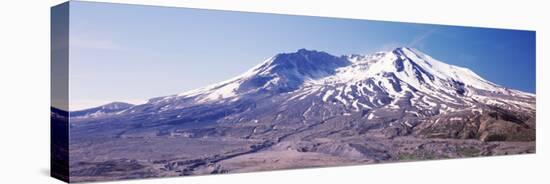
[[67, 1, 536, 110]]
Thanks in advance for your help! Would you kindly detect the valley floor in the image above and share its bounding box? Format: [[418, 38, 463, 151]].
[[68, 136, 535, 182]]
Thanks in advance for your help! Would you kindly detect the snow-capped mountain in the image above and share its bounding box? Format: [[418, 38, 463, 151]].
[[69, 47, 535, 179], [72, 47, 535, 140]]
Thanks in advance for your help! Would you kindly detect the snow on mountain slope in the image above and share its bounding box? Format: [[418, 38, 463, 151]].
[[247, 47, 531, 113], [319, 48, 497, 93]]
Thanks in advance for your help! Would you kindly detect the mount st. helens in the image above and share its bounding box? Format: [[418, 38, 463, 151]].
[[68, 47, 535, 182]]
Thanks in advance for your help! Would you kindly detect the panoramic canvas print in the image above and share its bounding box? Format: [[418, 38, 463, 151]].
[[51, 1, 536, 183]]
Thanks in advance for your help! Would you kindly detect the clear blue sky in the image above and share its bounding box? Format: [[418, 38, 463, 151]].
[[67, 1, 536, 110]]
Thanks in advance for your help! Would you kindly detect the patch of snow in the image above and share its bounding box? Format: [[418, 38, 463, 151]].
[[334, 95, 348, 106], [367, 113, 376, 120], [450, 117, 462, 121], [322, 90, 335, 102]]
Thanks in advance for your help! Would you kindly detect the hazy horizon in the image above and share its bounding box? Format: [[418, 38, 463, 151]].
[[66, 1, 536, 110]]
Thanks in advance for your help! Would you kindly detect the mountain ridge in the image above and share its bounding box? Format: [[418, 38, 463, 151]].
[[73, 47, 534, 118]]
